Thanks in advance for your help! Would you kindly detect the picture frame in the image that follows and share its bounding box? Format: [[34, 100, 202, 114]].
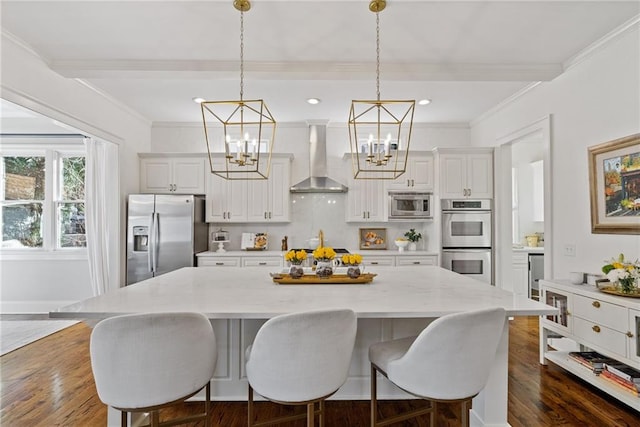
[[588, 133, 640, 235], [359, 228, 387, 250]]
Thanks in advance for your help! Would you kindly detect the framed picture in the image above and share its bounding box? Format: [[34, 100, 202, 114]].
[[359, 228, 387, 250], [588, 133, 640, 234]]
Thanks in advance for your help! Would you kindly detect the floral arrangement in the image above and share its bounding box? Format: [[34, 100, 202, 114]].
[[602, 253, 640, 294], [313, 246, 336, 261], [404, 228, 422, 242], [341, 253, 363, 266], [285, 249, 308, 265]]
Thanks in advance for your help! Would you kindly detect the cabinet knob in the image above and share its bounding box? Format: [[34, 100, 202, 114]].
[[592, 301, 601, 308], [627, 331, 634, 338], [592, 325, 601, 333]]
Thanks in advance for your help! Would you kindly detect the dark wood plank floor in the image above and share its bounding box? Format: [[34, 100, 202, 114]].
[[1, 316, 638, 426]]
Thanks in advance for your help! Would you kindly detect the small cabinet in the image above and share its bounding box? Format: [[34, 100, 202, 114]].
[[542, 287, 572, 334], [386, 153, 434, 191], [396, 255, 438, 266], [346, 176, 386, 222], [511, 252, 529, 297], [435, 149, 493, 199], [140, 155, 206, 194], [206, 158, 247, 222], [198, 257, 241, 267], [246, 157, 291, 222]]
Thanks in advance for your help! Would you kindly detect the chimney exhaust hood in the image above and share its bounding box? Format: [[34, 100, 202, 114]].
[[290, 123, 348, 193]]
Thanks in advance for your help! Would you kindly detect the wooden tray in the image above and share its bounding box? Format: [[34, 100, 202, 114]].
[[270, 273, 376, 285]]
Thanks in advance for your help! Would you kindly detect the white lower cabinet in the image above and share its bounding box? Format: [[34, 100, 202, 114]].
[[540, 280, 640, 411], [511, 252, 529, 296], [362, 254, 438, 268], [197, 254, 283, 269]]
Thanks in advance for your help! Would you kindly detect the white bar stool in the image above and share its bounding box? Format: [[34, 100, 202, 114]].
[[369, 307, 506, 427], [245, 308, 358, 427], [90, 312, 217, 427]]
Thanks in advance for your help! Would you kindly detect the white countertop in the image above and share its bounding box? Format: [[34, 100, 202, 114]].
[[197, 250, 440, 257], [51, 266, 556, 320], [512, 246, 545, 253]]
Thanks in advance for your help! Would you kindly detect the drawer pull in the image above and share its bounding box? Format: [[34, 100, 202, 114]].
[[592, 301, 601, 308], [371, 262, 379, 265], [592, 325, 601, 333], [215, 262, 224, 266], [413, 261, 420, 265], [627, 331, 634, 338], [259, 262, 267, 266]]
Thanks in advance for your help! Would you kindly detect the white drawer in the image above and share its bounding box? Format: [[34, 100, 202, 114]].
[[198, 257, 241, 267], [573, 317, 627, 357], [363, 257, 395, 267], [397, 256, 437, 266], [512, 252, 528, 264], [242, 258, 283, 268], [573, 294, 627, 331]]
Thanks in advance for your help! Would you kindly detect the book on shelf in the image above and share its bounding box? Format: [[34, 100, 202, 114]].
[[601, 370, 640, 396], [567, 351, 616, 373], [604, 363, 640, 384]]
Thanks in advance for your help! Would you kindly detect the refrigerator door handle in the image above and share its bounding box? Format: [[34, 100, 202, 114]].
[[148, 213, 155, 273], [151, 212, 160, 273]]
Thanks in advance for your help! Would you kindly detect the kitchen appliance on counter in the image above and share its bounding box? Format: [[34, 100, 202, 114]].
[[388, 191, 433, 220], [126, 194, 208, 285], [441, 199, 493, 284]]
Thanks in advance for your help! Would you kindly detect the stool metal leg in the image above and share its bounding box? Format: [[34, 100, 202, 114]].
[[370, 364, 378, 427], [248, 385, 254, 427], [120, 410, 127, 427]]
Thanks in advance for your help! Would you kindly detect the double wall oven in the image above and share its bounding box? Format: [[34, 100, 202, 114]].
[[441, 199, 493, 284]]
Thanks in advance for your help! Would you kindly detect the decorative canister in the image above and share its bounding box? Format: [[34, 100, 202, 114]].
[[315, 260, 334, 278], [347, 266, 361, 278], [289, 265, 304, 279]]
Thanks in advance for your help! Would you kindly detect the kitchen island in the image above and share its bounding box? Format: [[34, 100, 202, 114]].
[[52, 266, 556, 427]]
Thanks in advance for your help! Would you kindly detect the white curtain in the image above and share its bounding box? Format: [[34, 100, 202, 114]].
[[85, 138, 111, 296]]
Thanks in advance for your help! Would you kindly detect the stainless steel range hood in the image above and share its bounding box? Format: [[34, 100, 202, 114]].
[[290, 123, 348, 193]]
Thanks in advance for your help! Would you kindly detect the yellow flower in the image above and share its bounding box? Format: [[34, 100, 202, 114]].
[[341, 253, 363, 265], [285, 249, 307, 264], [613, 262, 624, 269], [313, 246, 336, 261]]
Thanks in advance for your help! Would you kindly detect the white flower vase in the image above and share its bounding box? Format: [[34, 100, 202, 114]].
[[315, 260, 334, 278], [408, 242, 417, 251]]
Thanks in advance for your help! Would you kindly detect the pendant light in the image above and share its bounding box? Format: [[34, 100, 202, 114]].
[[348, 0, 415, 180], [200, 0, 276, 180]]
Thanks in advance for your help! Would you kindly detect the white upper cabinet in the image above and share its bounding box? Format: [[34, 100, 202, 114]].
[[205, 158, 247, 223], [386, 153, 434, 191], [207, 154, 292, 223], [346, 174, 386, 222], [246, 157, 291, 222], [435, 148, 494, 199], [139, 155, 206, 194]]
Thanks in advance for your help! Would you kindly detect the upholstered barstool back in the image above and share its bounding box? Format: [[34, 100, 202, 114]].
[[245, 308, 357, 427], [90, 312, 217, 427], [369, 307, 506, 427]]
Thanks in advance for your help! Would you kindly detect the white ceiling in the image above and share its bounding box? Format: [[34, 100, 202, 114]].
[[1, 0, 638, 126]]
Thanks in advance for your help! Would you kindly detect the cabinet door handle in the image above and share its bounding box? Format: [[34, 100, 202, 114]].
[[411, 179, 415, 187], [368, 211, 371, 219], [269, 212, 272, 219], [264, 212, 267, 219], [227, 212, 231, 219], [592, 301, 601, 308], [223, 212, 226, 219], [407, 179, 410, 187], [627, 331, 634, 338], [592, 325, 601, 333]]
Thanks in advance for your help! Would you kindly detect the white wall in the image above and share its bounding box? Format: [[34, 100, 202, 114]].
[[1, 34, 152, 312], [470, 24, 640, 280]]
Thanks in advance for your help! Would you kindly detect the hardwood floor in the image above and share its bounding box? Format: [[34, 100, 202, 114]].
[[1, 316, 638, 426]]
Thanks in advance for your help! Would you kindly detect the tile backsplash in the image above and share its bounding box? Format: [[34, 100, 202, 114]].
[[207, 193, 436, 252]]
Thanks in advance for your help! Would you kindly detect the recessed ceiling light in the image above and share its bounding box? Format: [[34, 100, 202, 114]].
[[418, 99, 431, 106], [306, 98, 321, 105], [192, 97, 205, 104]]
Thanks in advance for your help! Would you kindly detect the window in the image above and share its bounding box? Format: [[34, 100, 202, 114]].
[[1, 144, 86, 250]]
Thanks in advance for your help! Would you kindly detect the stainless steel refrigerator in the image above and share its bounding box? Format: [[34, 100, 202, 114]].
[[126, 194, 208, 285]]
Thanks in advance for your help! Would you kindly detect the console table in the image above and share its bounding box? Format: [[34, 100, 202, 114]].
[[539, 279, 640, 411]]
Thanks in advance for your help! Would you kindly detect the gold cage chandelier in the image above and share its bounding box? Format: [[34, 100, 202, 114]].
[[200, 0, 276, 180], [348, 0, 415, 180]]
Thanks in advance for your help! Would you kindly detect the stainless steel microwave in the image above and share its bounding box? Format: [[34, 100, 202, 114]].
[[388, 192, 433, 220]]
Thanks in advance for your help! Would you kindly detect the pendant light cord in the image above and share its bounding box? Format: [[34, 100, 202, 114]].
[[240, 10, 244, 102], [376, 11, 380, 102]]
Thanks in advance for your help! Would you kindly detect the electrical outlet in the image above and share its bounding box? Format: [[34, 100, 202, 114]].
[[563, 244, 576, 257]]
